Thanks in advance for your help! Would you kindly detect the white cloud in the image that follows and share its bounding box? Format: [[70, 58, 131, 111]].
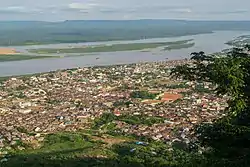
[[6, 6, 25, 11], [0, 0, 250, 21], [0, 6, 26, 13], [0, 6, 43, 14], [69, 3, 98, 10], [209, 9, 249, 15], [95, 4, 192, 15], [170, 8, 192, 13]]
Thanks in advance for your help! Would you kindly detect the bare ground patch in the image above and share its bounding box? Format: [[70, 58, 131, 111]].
[[91, 135, 130, 147], [0, 48, 18, 55]]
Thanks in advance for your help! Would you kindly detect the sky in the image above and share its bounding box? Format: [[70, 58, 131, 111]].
[[0, 0, 250, 21]]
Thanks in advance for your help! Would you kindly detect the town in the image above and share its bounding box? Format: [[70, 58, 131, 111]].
[[0, 60, 228, 155]]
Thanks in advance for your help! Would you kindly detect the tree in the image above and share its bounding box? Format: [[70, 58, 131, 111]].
[[171, 46, 250, 117], [170, 45, 250, 165], [130, 91, 158, 99]]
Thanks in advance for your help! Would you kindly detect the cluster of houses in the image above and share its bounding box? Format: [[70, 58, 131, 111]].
[[0, 60, 227, 153]]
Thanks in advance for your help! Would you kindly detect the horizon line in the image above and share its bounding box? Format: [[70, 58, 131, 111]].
[[0, 19, 250, 23]]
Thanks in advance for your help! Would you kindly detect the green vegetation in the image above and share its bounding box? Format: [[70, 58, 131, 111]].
[[42, 133, 98, 151], [130, 91, 159, 99], [1, 130, 205, 167], [194, 85, 213, 94], [0, 76, 10, 83], [165, 83, 190, 89], [1, 20, 250, 46], [93, 113, 165, 129], [93, 113, 117, 129], [164, 42, 195, 51], [28, 41, 192, 54], [0, 54, 54, 62], [111, 141, 201, 167], [7, 127, 241, 167], [113, 101, 133, 107], [118, 115, 165, 126], [3, 132, 112, 167], [171, 45, 250, 166], [4, 129, 248, 167], [0, 20, 210, 46]]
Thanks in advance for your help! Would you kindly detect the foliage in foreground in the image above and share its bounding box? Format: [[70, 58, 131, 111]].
[[171, 45, 250, 166], [171, 47, 250, 116], [1, 131, 206, 167], [4, 130, 248, 167]]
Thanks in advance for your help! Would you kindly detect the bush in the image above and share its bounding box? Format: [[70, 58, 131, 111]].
[[93, 113, 117, 129], [118, 115, 165, 126], [130, 91, 158, 99]]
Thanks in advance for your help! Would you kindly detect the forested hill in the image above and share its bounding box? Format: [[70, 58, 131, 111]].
[[0, 20, 250, 46]]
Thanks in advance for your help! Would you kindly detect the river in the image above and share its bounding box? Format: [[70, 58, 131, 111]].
[[0, 30, 249, 77]]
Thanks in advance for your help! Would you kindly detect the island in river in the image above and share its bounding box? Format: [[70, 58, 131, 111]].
[[0, 40, 193, 62], [0, 31, 250, 77], [28, 40, 194, 55]]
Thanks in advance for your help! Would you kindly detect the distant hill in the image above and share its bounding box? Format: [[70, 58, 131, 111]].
[[0, 20, 250, 46]]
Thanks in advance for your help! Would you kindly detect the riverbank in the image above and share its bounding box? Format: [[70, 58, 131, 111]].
[[0, 60, 183, 81], [0, 54, 54, 62]]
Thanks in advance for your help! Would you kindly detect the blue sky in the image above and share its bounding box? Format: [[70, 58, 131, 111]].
[[0, 0, 250, 21]]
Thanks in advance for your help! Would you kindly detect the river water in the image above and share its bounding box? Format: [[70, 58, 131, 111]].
[[0, 31, 249, 77]]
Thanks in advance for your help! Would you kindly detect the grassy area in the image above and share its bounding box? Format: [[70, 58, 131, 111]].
[[93, 113, 165, 130], [1, 132, 116, 167], [164, 42, 195, 51], [118, 115, 165, 126], [0, 54, 54, 62], [1, 130, 204, 167], [0, 114, 241, 167], [28, 40, 193, 54], [1, 130, 245, 167]]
